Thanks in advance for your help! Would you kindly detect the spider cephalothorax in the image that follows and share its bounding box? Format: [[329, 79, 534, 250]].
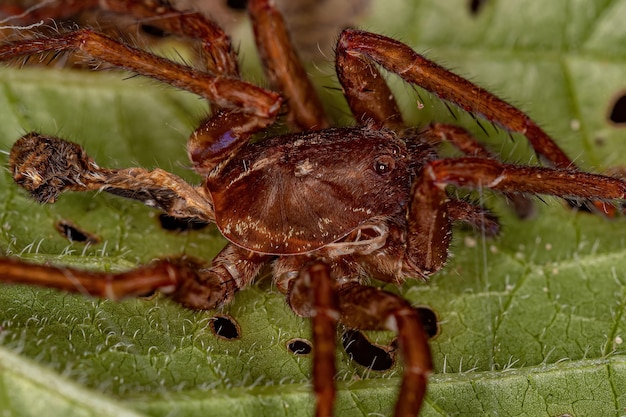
[[1, 1, 625, 417]]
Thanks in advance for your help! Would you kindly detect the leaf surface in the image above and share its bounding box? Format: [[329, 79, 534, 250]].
[[1, 1, 626, 416]]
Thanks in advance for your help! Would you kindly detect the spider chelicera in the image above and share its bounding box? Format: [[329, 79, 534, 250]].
[[0, 1, 625, 417]]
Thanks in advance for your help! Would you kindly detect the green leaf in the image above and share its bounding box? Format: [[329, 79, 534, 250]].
[[1, 1, 626, 416]]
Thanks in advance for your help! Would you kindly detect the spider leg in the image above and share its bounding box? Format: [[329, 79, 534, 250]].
[[248, 0, 329, 131], [0, 0, 99, 25], [0, 28, 281, 116], [420, 123, 536, 218], [447, 199, 500, 236], [288, 261, 339, 417], [337, 283, 432, 417], [287, 259, 431, 417], [335, 31, 404, 130], [9, 133, 216, 222], [0, 243, 269, 310], [426, 158, 626, 199], [336, 29, 573, 169], [100, 0, 240, 77], [1, 0, 240, 77], [406, 157, 626, 273], [0, 257, 186, 300]]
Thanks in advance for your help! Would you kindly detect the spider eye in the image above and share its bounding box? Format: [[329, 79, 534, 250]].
[[374, 155, 395, 175]]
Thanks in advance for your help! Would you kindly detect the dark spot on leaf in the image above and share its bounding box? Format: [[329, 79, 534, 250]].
[[468, 0, 488, 15], [226, 0, 248, 11], [341, 329, 395, 371], [158, 214, 210, 232], [54, 220, 100, 244], [209, 315, 241, 340], [286, 338, 312, 355], [416, 306, 439, 339], [608, 92, 626, 125]]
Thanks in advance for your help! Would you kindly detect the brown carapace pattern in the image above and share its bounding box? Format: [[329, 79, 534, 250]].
[[1, 1, 626, 416]]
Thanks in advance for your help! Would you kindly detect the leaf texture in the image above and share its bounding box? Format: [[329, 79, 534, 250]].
[[1, 1, 626, 416]]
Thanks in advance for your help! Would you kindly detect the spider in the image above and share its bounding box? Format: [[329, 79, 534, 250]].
[[0, 1, 625, 416]]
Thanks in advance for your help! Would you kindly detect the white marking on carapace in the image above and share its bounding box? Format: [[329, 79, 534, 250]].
[[294, 158, 315, 177]]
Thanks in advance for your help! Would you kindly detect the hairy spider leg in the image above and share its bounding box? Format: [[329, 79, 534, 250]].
[[336, 28, 574, 169], [407, 157, 626, 274], [4, 0, 329, 130], [0, 257, 184, 299], [336, 28, 619, 217], [421, 123, 536, 218], [287, 262, 339, 417], [0, 0, 100, 26], [0, 28, 280, 116], [0, 245, 269, 312], [337, 283, 432, 417], [286, 260, 432, 417], [0, 0, 240, 77], [247, 0, 329, 131]]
